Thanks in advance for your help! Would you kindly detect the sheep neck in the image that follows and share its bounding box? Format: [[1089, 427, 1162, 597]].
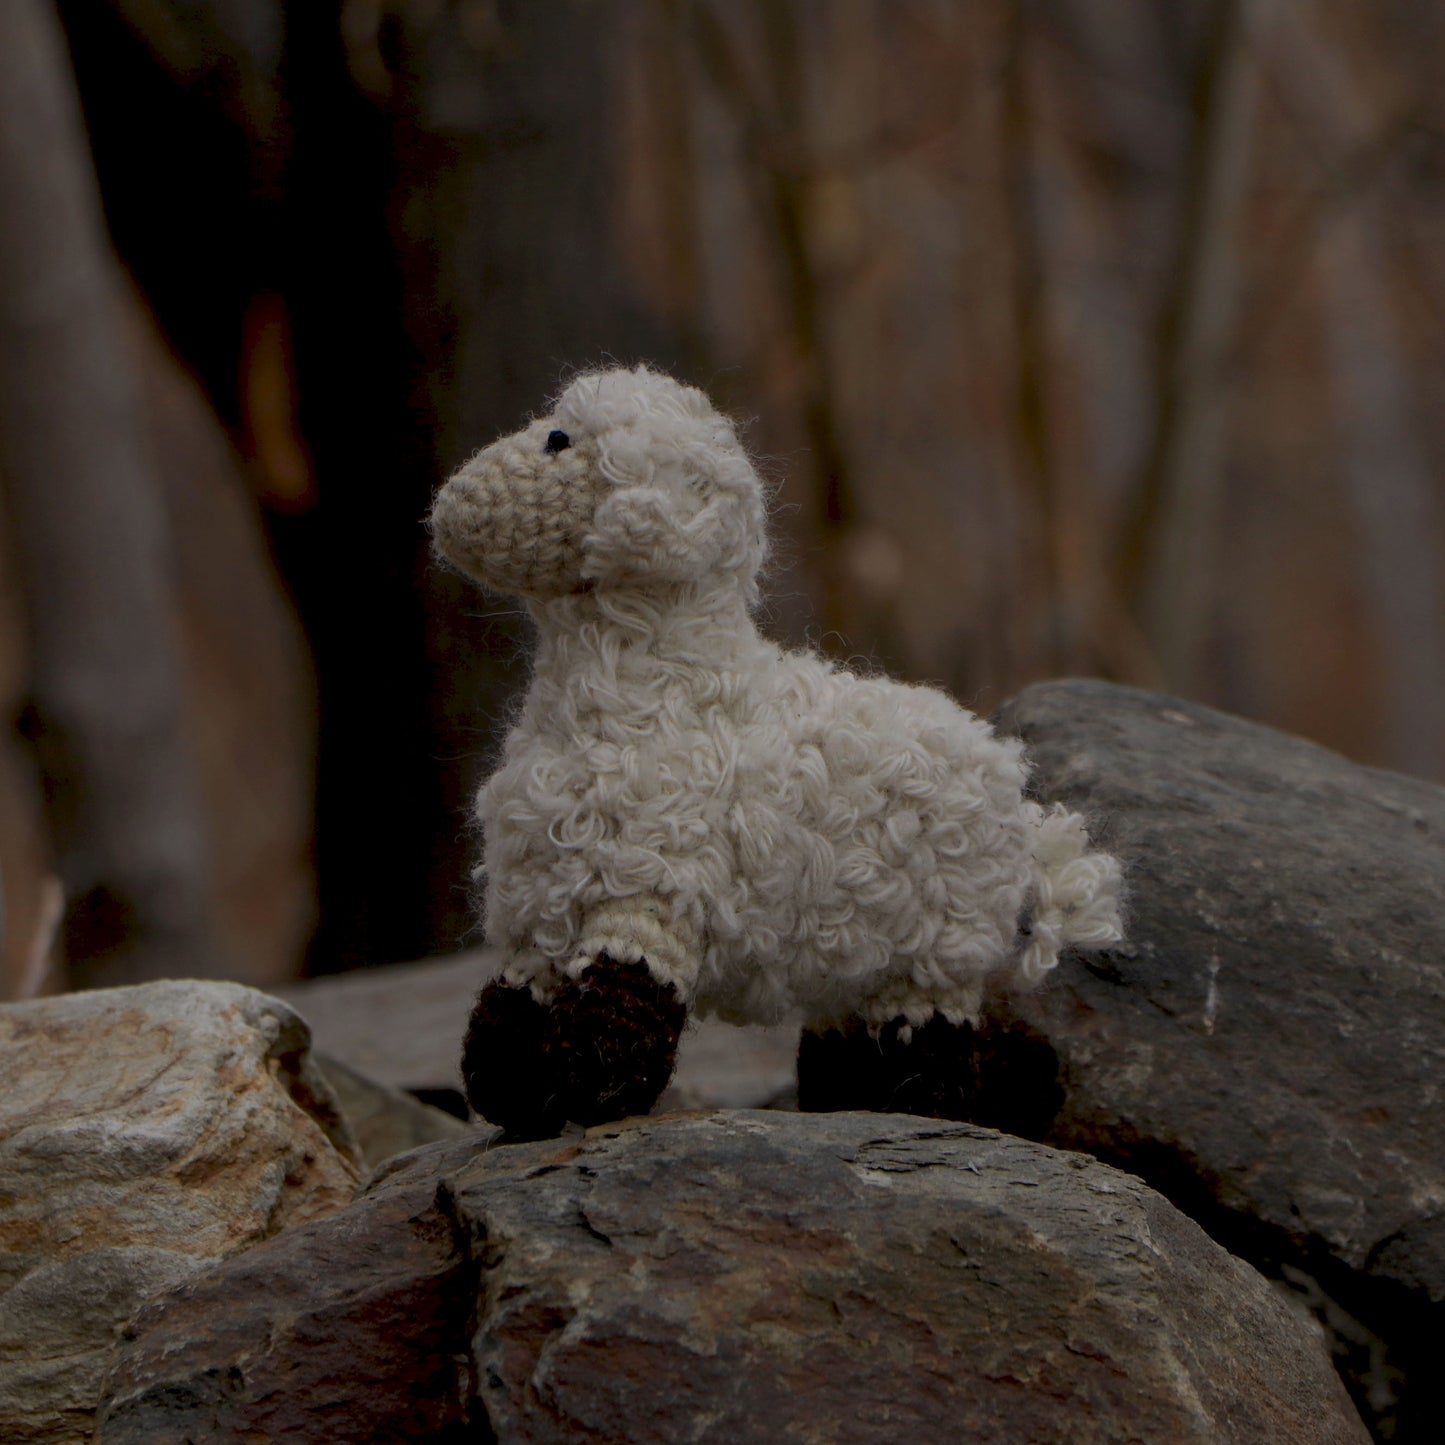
[[525, 582, 765, 722]]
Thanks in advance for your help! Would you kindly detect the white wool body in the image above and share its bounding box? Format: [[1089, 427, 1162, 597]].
[[432, 366, 1123, 1030]]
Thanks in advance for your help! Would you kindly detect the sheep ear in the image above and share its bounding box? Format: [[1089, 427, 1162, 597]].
[[585, 487, 725, 584]]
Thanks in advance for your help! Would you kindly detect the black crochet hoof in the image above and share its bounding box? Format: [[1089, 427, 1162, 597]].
[[797, 1012, 980, 1121], [544, 954, 687, 1127], [462, 978, 566, 1138]]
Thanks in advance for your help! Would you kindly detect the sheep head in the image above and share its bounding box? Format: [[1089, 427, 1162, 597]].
[[430, 365, 767, 603]]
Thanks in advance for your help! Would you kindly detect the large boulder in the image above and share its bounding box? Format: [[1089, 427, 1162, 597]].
[[992, 679, 1445, 1438], [0, 981, 362, 1444], [99, 1141, 478, 1444], [97, 1111, 1366, 1444]]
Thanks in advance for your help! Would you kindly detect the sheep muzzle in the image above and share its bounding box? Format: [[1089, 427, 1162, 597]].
[[430, 424, 604, 599]]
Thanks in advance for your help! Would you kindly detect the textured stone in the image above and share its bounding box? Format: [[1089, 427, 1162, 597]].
[[97, 1147, 479, 1445], [992, 679, 1445, 1437], [0, 980, 362, 1444], [99, 1112, 1365, 1444], [273, 951, 490, 1094], [314, 1054, 467, 1170]]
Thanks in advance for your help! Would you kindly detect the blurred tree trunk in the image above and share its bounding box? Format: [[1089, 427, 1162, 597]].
[[1001, 0, 1067, 673], [0, 487, 61, 997], [138, 300, 318, 988], [1278, 3, 1445, 779], [690, 0, 869, 658], [51, 0, 317, 989], [1119, 0, 1267, 692], [0, 0, 221, 984]]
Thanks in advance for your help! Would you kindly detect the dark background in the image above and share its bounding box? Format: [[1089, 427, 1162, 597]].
[[2, 0, 1443, 996]]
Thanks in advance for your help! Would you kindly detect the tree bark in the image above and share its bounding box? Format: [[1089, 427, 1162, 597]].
[[1118, 0, 1268, 691], [0, 0, 221, 983]]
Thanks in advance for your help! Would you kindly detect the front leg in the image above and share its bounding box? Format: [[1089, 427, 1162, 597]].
[[462, 977, 567, 1139], [463, 897, 696, 1136], [548, 895, 696, 1125], [462, 960, 688, 1135], [545, 954, 688, 1126]]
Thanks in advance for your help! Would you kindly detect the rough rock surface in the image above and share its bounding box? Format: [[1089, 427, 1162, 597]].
[[314, 1053, 468, 1169], [992, 679, 1445, 1437], [98, 1111, 1366, 1444], [0, 981, 362, 1444], [98, 1144, 479, 1444]]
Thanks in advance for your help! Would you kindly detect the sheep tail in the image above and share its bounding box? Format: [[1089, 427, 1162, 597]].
[[1014, 804, 1125, 988]]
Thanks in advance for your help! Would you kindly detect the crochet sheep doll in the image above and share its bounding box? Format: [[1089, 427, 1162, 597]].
[[431, 365, 1123, 1137]]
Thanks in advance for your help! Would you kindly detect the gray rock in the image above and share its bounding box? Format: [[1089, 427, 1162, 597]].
[[0, 981, 363, 1444], [313, 1053, 468, 1169], [0, 1249, 198, 1445], [98, 1111, 1366, 1444], [992, 679, 1445, 1438], [273, 951, 489, 1093], [97, 1143, 479, 1445]]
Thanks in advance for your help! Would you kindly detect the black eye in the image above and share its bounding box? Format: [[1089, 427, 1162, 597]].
[[544, 429, 571, 454]]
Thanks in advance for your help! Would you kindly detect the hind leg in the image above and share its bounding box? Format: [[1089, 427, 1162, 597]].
[[797, 1012, 980, 1120]]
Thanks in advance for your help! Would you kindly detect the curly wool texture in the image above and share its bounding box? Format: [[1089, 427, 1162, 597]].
[[432, 365, 1124, 1030]]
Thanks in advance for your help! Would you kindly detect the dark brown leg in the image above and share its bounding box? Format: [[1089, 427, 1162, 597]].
[[461, 978, 567, 1139], [544, 954, 687, 1127], [797, 1012, 980, 1121]]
